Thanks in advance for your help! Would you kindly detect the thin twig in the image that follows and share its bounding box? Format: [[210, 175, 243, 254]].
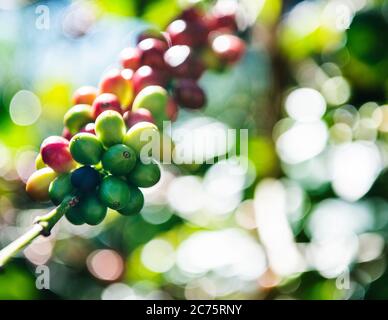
[[0, 195, 79, 268]]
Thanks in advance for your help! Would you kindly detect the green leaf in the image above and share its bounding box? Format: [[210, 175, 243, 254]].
[[141, 0, 181, 29]]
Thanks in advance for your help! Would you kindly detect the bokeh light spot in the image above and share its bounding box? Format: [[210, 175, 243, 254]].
[[9, 90, 41, 126]]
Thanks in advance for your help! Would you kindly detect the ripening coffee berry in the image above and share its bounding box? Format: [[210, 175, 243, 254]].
[[164, 45, 205, 79], [132, 65, 169, 94], [80, 123, 96, 135], [138, 38, 167, 70], [120, 47, 142, 70], [118, 185, 144, 216], [166, 19, 208, 48], [127, 160, 161, 188], [91, 93, 122, 119], [26, 168, 57, 201], [136, 29, 169, 45], [95, 110, 126, 148], [99, 176, 131, 210], [40, 136, 76, 173], [132, 85, 169, 126], [99, 68, 134, 108], [102, 144, 137, 176], [71, 166, 101, 192], [167, 97, 178, 121], [211, 34, 245, 64], [69, 133, 104, 165], [123, 108, 155, 128], [64, 104, 93, 135], [79, 194, 107, 225], [35, 153, 46, 170], [178, 7, 204, 22], [72, 86, 98, 105], [123, 121, 159, 156], [210, 2, 238, 32], [49, 173, 74, 205], [62, 127, 73, 141], [174, 79, 206, 109], [200, 46, 223, 70]]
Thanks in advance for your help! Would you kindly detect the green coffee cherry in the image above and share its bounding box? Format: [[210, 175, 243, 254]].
[[69, 133, 104, 165], [123, 122, 159, 157], [99, 176, 130, 210], [35, 153, 46, 170], [127, 160, 161, 188], [79, 194, 107, 225], [118, 185, 144, 216], [65, 206, 85, 225], [26, 168, 58, 202], [95, 110, 126, 148], [64, 104, 93, 135], [49, 173, 74, 205], [102, 144, 136, 176], [132, 86, 168, 127]]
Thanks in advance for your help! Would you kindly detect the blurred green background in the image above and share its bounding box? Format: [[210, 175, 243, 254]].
[[1, 0, 388, 300]]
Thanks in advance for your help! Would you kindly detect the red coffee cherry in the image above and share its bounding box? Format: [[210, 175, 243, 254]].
[[120, 47, 142, 71], [211, 34, 246, 64], [174, 79, 206, 110], [166, 19, 208, 48], [177, 7, 204, 22], [80, 122, 96, 135], [164, 45, 205, 79], [40, 136, 76, 173], [123, 108, 155, 128], [132, 65, 169, 93], [210, 2, 238, 32], [136, 29, 169, 45], [137, 38, 168, 70], [62, 127, 72, 141], [166, 97, 179, 121], [72, 86, 98, 105], [92, 93, 122, 119]]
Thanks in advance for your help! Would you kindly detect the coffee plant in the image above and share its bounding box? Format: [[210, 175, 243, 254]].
[[0, 4, 246, 267]]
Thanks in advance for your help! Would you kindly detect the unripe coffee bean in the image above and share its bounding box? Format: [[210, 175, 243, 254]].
[[99, 176, 131, 210], [26, 168, 57, 202], [132, 85, 169, 127], [79, 194, 107, 225], [95, 110, 126, 148], [35, 153, 46, 170], [102, 144, 137, 176], [123, 121, 159, 157], [64, 104, 93, 135], [118, 186, 144, 216], [49, 173, 74, 205], [70, 133, 104, 165], [127, 160, 161, 188]]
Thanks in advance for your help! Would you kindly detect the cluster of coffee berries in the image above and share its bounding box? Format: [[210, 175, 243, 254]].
[[27, 110, 161, 225], [119, 4, 246, 113], [25, 5, 246, 225]]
